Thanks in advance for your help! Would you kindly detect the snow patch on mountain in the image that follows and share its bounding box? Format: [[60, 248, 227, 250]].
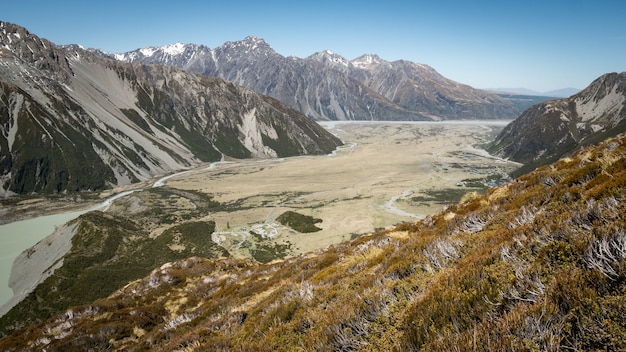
[[162, 42, 186, 56], [221, 36, 272, 56], [139, 47, 157, 57], [306, 50, 350, 68], [351, 54, 385, 69]]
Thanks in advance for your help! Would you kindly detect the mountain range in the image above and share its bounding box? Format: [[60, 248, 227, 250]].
[[0, 22, 342, 195], [106, 37, 521, 121]]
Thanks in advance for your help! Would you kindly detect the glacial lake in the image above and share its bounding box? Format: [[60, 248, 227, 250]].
[[0, 189, 140, 310]]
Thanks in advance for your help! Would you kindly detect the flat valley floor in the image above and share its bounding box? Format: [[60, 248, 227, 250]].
[[160, 121, 520, 257]]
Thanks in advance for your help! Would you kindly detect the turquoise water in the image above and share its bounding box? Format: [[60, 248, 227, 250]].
[[0, 210, 90, 308]]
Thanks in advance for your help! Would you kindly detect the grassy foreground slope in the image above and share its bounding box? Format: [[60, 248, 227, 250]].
[[1, 134, 625, 351]]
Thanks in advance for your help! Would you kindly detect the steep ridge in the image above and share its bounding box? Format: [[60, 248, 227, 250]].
[[332, 53, 516, 120], [489, 72, 626, 175], [1, 131, 624, 350], [0, 22, 342, 195], [111, 37, 519, 121]]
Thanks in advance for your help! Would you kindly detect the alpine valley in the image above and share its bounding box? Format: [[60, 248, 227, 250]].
[[2, 20, 626, 352], [2, 113, 626, 351]]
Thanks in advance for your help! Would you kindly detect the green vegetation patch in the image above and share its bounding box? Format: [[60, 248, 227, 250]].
[[411, 188, 475, 205], [120, 108, 154, 135], [458, 174, 511, 190], [234, 231, 293, 264], [237, 231, 294, 264], [276, 211, 323, 233], [137, 187, 222, 224], [157, 221, 229, 257]]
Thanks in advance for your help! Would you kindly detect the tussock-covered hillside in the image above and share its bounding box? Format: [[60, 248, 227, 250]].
[[1, 131, 624, 350]]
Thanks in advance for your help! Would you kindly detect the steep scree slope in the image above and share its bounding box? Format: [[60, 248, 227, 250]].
[[0, 22, 342, 195]]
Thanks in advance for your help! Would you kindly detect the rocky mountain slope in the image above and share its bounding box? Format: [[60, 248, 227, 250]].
[[0, 22, 342, 195], [109, 37, 520, 121], [489, 72, 626, 175], [1, 128, 625, 350]]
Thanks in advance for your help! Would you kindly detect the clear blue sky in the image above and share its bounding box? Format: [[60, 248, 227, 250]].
[[3, 0, 625, 92]]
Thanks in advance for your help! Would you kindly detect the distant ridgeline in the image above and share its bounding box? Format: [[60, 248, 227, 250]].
[[109, 38, 522, 121]]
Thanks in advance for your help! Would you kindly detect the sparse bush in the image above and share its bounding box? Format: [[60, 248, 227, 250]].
[[328, 315, 370, 351], [456, 211, 490, 234], [584, 229, 626, 280], [422, 238, 461, 272], [508, 205, 539, 229]]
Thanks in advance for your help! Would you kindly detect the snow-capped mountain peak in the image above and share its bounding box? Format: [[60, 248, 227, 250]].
[[161, 42, 186, 56], [306, 50, 350, 67], [112, 42, 211, 67], [242, 36, 266, 47], [220, 36, 274, 57], [351, 54, 387, 69], [137, 42, 191, 58], [108, 35, 520, 121], [139, 46, 157, 57]]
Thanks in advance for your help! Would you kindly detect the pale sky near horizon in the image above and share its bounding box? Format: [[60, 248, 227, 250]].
[[3, 0, 625, 92]]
